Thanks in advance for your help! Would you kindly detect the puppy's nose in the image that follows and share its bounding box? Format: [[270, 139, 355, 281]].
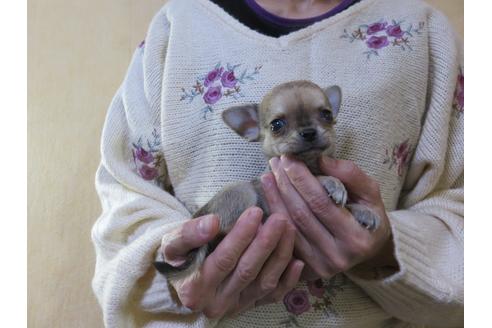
[[299, 128, 317, 142]]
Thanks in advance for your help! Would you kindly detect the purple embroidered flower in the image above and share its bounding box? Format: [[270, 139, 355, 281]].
[[366, 35, 389, 49], [307, 279, 325, 298], [458, 74, 464, 89], [139, 165, 158, 180], [342, 19, 424, 58], [204, 67, 224, 87], [456, 90, 464, 109], [135, 147, 154, 164], [453, 72, 464, 113], [179, 62, 262, 119], [283, 289, 311, 315], [139, 40, 145, 48], [221, 70, 237, 88], [203, 85, 223, 105], [386, 24, 404, 38], [367, 22, 387, 35], [393, 139, 411, 176]]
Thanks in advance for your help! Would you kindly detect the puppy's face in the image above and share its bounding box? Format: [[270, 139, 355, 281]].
[[223, 81, 341, 162]]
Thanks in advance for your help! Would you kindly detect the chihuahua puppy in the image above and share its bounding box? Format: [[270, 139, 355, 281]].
[[155, 80, 380, 288]]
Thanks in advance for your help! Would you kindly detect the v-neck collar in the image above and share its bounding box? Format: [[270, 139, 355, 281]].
[[196, 0, 378, 48]]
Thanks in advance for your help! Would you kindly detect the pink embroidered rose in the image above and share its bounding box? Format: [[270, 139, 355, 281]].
[[135, 147, 154, 164], [366, 35, 389, 49], [393, 139, 411, 176], [453, 72, 464, 112], [221, 70, 237, 88], [307, 279, 325, 298], [456, 90, 464, 109], [139, 164, 158, 180], [203, 86, 222, 105], [367, 22, 387, 35], [386, 24, 404, 38], [204, 67, 224, 87], [283, 289, 311, 315]]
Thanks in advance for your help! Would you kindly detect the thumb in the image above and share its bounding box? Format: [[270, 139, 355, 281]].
[[163, 214, 220, 266]]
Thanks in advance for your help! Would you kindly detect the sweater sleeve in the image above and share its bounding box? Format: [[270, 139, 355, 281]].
[[91, 8, 195, 326], [347, 9, 464, 327]]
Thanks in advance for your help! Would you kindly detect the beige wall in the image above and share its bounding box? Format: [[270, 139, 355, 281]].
[[27, 1, 463, 327]]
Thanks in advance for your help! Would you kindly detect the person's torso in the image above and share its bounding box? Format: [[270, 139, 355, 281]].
[[158, 0, 431, 326]]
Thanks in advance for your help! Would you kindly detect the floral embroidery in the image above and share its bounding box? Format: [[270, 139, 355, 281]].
[[280, 275, 347, 327], [284, 289, 311, 316], [138, 40, 145, 51], [383, 139, 413, 177], [132, 128, 166, 184], [179, 62, 262, 119], [341, 19, 425, 59], [452, 68, 464, 116]]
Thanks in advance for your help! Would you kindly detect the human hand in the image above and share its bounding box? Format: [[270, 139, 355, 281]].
[[162, 207, 305, 319], [262, 155, 398, 280]]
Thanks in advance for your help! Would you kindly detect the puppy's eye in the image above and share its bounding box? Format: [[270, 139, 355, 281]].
[[270, 119, 286, 133], [320, 109, 334, 123]]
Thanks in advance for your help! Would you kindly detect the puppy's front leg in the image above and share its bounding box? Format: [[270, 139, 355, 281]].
[[345, 203, 380, 231], [317, 176, 348, 207], [317, 176, 380, 231]]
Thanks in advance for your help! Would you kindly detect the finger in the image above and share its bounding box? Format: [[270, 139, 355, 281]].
[[279, 155, 354, 235], [262, 170, 316, 267], [235, 223, 296, 310], [163, 214, 220, 265], [270, 157, 337, 247], [320, 157, 381, 202], [220, 214, 288, 297], [256, 259, 305, 307], [257, 223, 296, 290], [202, 207, 263, 287], [261, 172, 290, 216]]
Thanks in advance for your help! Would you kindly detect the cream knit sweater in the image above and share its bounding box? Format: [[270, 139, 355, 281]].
[[91, 0, 464, 327]]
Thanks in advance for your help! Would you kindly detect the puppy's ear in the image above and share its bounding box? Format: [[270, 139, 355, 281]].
[[222, 104, 260, 142], [324, 85, 342, 118]]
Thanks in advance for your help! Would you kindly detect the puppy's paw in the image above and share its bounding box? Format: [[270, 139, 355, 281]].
[[318, 176, 348, 207], [154, 245, 208, 291], [346, 203, 380, 231]]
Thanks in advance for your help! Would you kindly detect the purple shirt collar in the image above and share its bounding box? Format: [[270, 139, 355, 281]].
[[245, 0, 357, 27]]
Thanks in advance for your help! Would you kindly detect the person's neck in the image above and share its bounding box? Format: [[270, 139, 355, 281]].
[[254, 0, 344, 19]]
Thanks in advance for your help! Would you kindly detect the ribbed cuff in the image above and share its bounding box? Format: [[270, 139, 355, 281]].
[[347, 210, 453, 315], [137, 221, 192, 314]]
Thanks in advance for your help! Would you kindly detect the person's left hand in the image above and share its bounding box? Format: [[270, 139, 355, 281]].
[[262, 155, 399, 281]]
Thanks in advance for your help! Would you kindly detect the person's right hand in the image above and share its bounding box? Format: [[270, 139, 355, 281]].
[[162, 207, 304, 319]]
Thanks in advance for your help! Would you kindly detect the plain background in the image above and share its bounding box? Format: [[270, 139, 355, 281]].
[[28, 1, 463, 327]]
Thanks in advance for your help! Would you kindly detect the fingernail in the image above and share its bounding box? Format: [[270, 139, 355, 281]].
[[295, 260, 305, 271], [248, 206, 263, 218], [280, 155, 294, 171], [198, 214, 215, 236], [261, 173, 273, 189], [269, 157, 280, 171]]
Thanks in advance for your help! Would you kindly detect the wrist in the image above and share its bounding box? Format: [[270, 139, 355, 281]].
[[351, 232, 399, 280]]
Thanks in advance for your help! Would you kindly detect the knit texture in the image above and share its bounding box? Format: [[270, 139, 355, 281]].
[[91, 0, 464, 327]]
